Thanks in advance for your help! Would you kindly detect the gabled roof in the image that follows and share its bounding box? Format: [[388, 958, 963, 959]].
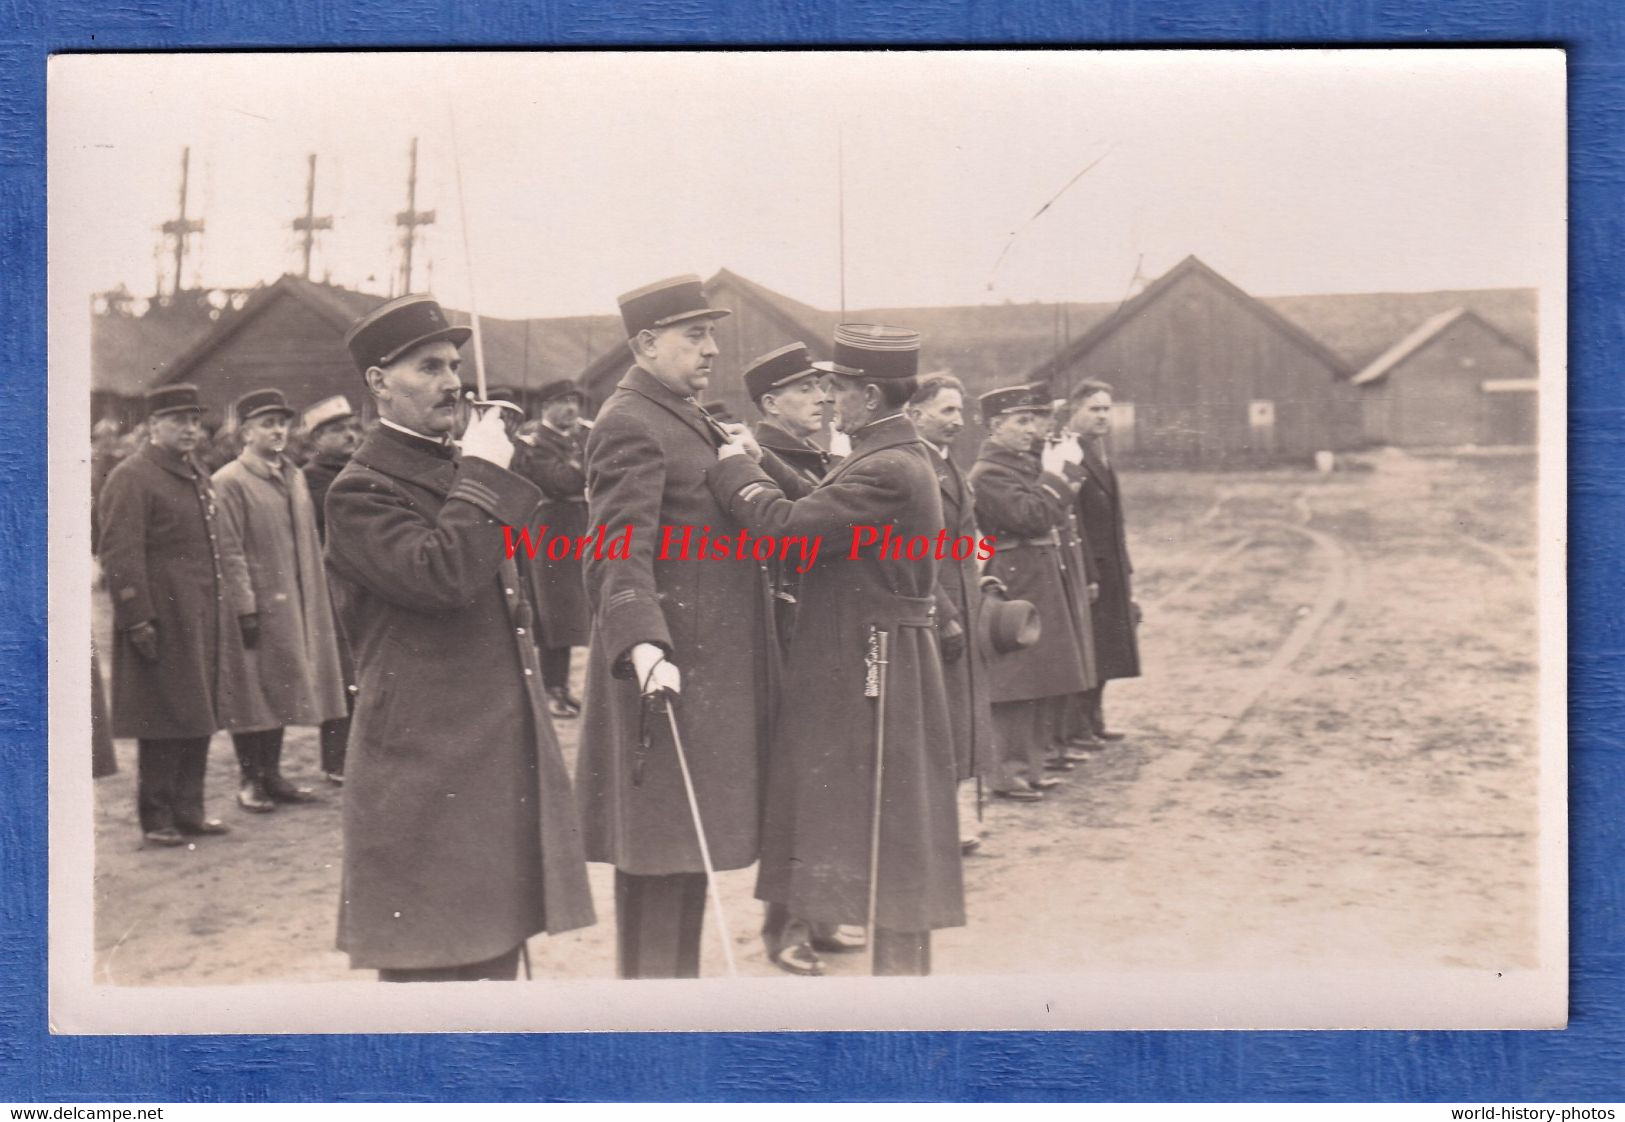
[[1351, 306, 1537, 386], [1263, 287, 1537, 369], [91, 298, 219, 395], [154, 275, 620, 394], [1027, 255, 1356, 386]]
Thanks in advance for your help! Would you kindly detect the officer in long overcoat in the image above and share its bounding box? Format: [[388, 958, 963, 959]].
[[324, 295, 594, 981], [214, 388, 348, 811], [1065, 379, 1140, 738], [969, 385, 1095, 800], [711, 324, 965, 976], [96, 383, 240, 845], [516, 379, 593, 719], [740, 342, 866, 976], [576, 275, 809, 979]]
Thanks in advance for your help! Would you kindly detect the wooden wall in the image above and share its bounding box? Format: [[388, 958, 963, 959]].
[[1362, 316, 1537, 447], [1053, 268, 1355, 465]]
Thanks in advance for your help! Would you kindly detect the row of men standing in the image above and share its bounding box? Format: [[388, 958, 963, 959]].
[[94, 274, 1137, 981]]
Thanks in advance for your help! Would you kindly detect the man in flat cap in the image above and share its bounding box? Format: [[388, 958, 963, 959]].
[[515, 379, 593, 719], [324, 294, 594, 981], [712, 324, 965, 976], [300, 395, 361, 542], [969, 385, 1097, 802], [577, 274, 807, 979], [96, 384, 239, 846], [212, 389, 348, 812], [300, 394, 362, 784]]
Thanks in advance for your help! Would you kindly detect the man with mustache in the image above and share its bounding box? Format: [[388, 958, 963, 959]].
[[213, 388, 347, 813], [576, 275, 808, 978], [323, 294, 594, 981]]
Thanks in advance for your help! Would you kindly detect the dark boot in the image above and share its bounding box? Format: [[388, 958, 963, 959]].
[[259, 728, 317, 803], [233, 732, 276, 814]]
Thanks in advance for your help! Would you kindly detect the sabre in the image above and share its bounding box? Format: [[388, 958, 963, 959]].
[[662, 694, 739, 978], [865, 626, 892, 975]]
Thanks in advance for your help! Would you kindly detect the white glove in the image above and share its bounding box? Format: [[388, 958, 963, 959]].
[[1057, 432, 1085, 466], [629, 642, 681, 696], [828, 430, 853, 457], [717, 439, 748, 461], [460, 405, 515, 470], [1039, 439, 1068, 477], [719, 422, 763, 462]]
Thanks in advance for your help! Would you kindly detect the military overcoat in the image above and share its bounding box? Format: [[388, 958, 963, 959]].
[[710, 413, 966, 935], [517, 423, 592, 649], [1069, 446, 1141, 681], [324, 426, 594, 970], [968, 440, 1093, 703], [576, 366, 788, 876], [213, 452, 348, 733], [96, 442, 242, 740]]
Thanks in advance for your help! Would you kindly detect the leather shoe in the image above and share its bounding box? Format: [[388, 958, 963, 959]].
[[1031, 776, 1066, 790], [1044, 759, 1076, 771], [809, 926, 867, 954], [961, 836, 982, 855], [177, 819, 230, 836], [264, 775, 319, 804], [237, 780, 277, 813], [142, 828, 186, 847], [769, 941, 825, 976], [992, 787, 1043, 802], [325, 771, 345, 786], [1093, 728, 1126, 741], [1059, 744, 1097, 761]]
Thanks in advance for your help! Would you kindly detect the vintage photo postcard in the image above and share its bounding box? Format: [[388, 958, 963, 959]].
[[47, 48, 1566, 1033]]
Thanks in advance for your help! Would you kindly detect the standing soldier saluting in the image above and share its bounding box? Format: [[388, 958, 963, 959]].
[[324, 294, 594, 982], [710, 324, 965, 976], [96, 384, 240, 846]]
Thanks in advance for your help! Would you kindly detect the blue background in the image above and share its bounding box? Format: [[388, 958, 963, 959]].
[[3, 0, 1619, 1104]]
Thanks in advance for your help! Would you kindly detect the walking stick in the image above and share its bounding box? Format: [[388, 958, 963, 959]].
[[865, 626, 892, 975], [662, 695, 739, 978]]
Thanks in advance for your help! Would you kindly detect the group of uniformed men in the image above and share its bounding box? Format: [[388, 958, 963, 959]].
[[94, 273, 1139, 982]]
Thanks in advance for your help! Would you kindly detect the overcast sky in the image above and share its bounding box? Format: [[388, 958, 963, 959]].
[[50, 49, 1564, 320]]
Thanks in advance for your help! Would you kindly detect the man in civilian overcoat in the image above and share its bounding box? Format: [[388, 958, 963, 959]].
[[324, 294, 594, 981], [711, 324, 965, 976], [1064, 379, 1140, 739], [516, 379, 593, 719], [96, 383, 239, 846], [576, 275, 805, 979], [969, 384, 1096, 801], [906, 373, 996, 849], [214, 388, 348, 812]]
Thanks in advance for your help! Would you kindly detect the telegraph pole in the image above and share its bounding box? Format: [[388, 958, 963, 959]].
[[395, 137, 436, 294], [292, 153, 333, 281], [159, 147, 204, 297]]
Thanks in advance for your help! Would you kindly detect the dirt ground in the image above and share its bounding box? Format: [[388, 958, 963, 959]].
[[89, 448, 1542, 985]]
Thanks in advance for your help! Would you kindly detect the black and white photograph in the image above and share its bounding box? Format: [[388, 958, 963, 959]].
[[46, 49, 1566, 1032]]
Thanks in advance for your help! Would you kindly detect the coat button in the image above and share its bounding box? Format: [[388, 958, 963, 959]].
[[516, 627, 526, 635], [505, 588, 514, 595]]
